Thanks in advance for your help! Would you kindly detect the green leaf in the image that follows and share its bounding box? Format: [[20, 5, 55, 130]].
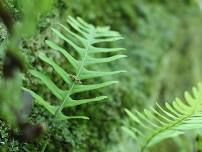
[[46, 40, 79, 69], [80, 70, 126, 80], [51, 28, 84, 55], [25, 16, 125, 121], [64, 96, 107, 107], [85, 55, 127, 65], [71, 81, 118, 94], [39, 53, 71, 84], [89, 46, 126, 53], [30, 70, 65, 100], [23, 88, 57, 115]]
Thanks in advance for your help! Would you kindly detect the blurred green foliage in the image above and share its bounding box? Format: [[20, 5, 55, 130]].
[[0, 73, 23, 126], [0, 0, 202, 152]]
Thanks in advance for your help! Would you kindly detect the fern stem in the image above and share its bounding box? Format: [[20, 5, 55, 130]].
[[54, 28, 95, 118], [54, 83, 76, 117], [141, 113, 193, 152]]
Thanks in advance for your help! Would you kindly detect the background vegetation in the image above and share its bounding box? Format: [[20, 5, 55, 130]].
[[0, 0, 202, 151]]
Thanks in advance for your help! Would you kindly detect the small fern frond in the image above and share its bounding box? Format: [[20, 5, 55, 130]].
[[124, 83, 202, 152], [25, 16, 126, 120]]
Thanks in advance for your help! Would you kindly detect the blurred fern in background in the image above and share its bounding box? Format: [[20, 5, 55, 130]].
[[124, 83, 202, 152]]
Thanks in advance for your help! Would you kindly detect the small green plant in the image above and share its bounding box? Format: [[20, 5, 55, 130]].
[[123, 83, 202, 152], [24, 16, 126, 120]]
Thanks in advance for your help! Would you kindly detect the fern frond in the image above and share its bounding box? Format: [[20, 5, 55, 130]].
[[25, 16, 126, 120], [124, 83, 202, 152]]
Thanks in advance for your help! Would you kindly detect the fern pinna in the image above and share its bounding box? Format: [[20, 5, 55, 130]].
[[123, 83, 202, 152], [24, 16, 126, 120]]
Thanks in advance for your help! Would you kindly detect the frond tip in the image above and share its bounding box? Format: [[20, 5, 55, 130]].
[[124, 83, 202, 152], [25, 16, 125, 120]]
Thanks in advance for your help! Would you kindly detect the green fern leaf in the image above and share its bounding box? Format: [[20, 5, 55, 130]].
[[24, 16, 125, 120], [124, 83, 202, 152]]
